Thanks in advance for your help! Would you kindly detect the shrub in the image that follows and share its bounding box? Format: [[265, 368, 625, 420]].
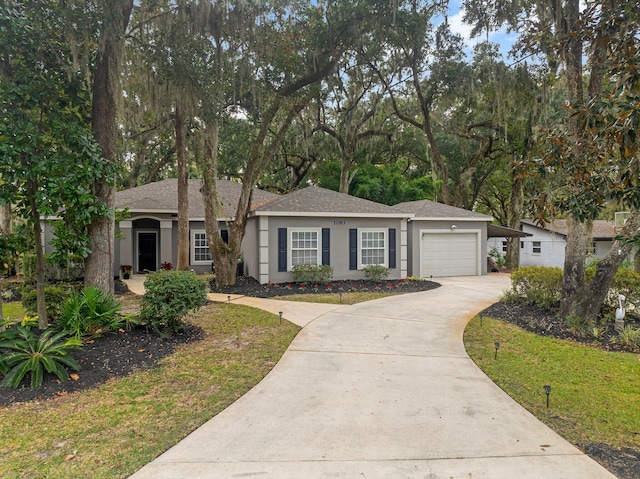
[[160, 262, 173, 271], [56, 287, 122, 339], [21, 285, 73, 322], [510, 266, 563, 309], [139, 270, 207, 336], [292, 264, 334, 283], [362, 264, 390, 281], [0, 326, 82, 389], [615, 325, 640, 350], [585, 265, 640, 312]]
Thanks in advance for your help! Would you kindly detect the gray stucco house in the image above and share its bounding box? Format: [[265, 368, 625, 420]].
[[44, 179, 495, 282]]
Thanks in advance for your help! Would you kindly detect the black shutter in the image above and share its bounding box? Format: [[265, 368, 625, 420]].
[[322, 228, 330, 265], [349, 229, 357, 270], [388, 228, 396, 269], [221, 230, 229, 244], [278, 228, 287, 272]]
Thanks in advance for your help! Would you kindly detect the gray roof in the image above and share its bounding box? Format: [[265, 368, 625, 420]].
[[392, 199, 492, 221], [115, 179, 278, 219], [252, 186, 409, 217]]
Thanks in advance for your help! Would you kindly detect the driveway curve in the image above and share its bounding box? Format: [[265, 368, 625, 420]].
[[130, 274, 617, 479]]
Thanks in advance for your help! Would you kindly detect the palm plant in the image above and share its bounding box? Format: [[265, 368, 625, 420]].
[[0, 326, 82, 389], [56, 286, 122, 339]]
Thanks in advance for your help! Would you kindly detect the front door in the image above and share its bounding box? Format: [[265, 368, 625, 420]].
[[137, 232, 157, 272]]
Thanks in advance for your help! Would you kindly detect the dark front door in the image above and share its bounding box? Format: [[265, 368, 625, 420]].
[[138, 232, 157, 272]]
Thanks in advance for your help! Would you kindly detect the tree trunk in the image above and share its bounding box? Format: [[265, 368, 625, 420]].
[[560, 217, 591, 318], [27, 179, 47, 329], [86, 0, 133, 294], [175, 105, 189, 271], [578, 211, 640, 322], [505, 175, 523, 270]]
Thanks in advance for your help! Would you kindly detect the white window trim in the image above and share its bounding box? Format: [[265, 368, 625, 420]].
[[532, 241, 542, 255], [358, 228, 387, 269], [288, 227, 322, 271], [191, 230, 212, 264]]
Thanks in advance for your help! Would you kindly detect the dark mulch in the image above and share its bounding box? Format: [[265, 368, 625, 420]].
[[481, 301, 639, 353], [211, 275, 440, 297], [0, 287, 204, 407], [480, 300, 640, 479]]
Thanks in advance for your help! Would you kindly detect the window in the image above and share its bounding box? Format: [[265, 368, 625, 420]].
[[502, 241, 507, 252], [532, 241, 541, 254], [192, 231, 212, 263], [360, 229, 386, 267], [586, 242, 596, 255], [290, 229, 320, 267], [521, 241, 524, 249]]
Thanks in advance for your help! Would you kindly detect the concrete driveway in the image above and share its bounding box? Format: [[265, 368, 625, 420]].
[[130, 274, 617, 479]]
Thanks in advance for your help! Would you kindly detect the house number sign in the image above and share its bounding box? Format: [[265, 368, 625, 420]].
[[333, 220, 347, 225]]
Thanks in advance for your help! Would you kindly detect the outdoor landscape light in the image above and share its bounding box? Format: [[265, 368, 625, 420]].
[[543, 385, 552, 409], [279, 311, 283, 325], [339, 291, 343, 303], [494, 341, 500, 360], [227, 295, 231, 304]]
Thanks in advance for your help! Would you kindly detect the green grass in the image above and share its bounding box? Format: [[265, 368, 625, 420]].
[[0, 303, 300, 479], [464, 315, 640, 450], [2, 302, 26, 321], [274, 291, 397, 304]]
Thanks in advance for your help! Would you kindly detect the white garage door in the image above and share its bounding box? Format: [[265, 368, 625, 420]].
[[421, 233, 478, 277]]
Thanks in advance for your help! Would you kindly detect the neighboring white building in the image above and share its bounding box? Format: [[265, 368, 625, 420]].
[[487, 219, 636, 268]]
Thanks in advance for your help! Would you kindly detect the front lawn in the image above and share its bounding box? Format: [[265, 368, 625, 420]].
[[465, 314, 640, 479], [0, 303, 299, 479]]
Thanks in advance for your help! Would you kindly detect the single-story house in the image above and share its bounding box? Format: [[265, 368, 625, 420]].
[[487, 219, 636, 268], [44, 179, 502, 282]]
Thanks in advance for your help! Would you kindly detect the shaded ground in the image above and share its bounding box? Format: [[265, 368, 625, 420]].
[[211, 276, 440, 297], [480, 301, 640, 479], [0, 289, 203, 407]]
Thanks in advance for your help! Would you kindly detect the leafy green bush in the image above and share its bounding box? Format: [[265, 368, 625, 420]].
[[510, 266, 563, 309], [0, 326, 82, 389], [292, 264, 334, 283], [362, 264, 390, 281], [21, 285, 73, 322], [139, 271, 207, 336], [585, 265, 640, 311], [615, 325, 640, 350], [56, 286, 122, 339]]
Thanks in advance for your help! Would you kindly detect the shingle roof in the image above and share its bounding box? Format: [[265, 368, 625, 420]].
[[392, 199, 492, 221], [115, 179, 278, 219], [521, 219, 617, 240], [251, 186, 409, 217]]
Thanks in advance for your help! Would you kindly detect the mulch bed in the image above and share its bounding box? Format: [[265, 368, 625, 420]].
[[210, 275, 440, 297], [480, 300, 640, 479]]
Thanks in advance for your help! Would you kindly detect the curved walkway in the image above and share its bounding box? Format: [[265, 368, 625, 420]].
[[129, 274, 616, 478]]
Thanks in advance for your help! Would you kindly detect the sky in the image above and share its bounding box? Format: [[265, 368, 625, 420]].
[[446, 0, 518, 61]]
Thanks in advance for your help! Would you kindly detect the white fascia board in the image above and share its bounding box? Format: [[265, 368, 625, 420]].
[[251, 211, 414, 219], [412, 216, 493, 222]]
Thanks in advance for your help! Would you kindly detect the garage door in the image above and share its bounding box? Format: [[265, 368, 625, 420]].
[[421, 233, 478, 277]]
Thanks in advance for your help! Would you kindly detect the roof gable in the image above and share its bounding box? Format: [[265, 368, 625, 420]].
[[252, 186, 409, 217], [115, 179, 278, 219], [392, 199, 492, 221]]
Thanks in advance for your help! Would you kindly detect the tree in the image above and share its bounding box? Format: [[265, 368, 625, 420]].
[[85, 0, 134, 293], [0, 1, 112, 327], [468, 0, 640, 320]]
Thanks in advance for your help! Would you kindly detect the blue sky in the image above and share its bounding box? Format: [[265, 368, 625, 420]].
[[446, 0, 518, 60]]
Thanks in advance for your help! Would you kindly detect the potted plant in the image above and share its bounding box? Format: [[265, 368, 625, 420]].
[[120, 264, 133, 279]]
